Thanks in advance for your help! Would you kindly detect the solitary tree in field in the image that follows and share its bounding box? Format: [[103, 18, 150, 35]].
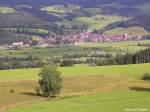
[[39, 65, 62, 99]]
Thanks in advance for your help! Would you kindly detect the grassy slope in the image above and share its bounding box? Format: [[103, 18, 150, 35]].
[[5, 91, 150, 112], [4, 28, 49, 34], [104, 26, 150, 36], [0, 63, 150, 81], [41, 6, 65, 14], [0, 6, 16, 13], [76, 40, 150, 53], [59, 15, 126, 31]]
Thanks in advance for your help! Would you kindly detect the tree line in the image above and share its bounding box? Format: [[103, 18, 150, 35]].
[[86, 47, 150, 66], [1, 47, 150, 70], [115, 47, 150, 65], [0, 55, 51, 70]]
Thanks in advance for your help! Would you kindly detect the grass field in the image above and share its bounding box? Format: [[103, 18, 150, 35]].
[[0, 63, 150, 111], [4, 28, 49, 35], [83, 8, 103, 15], [1, 63, 150, 81], [41, 5, 68, 14], [4, 91, 150, 112], [1, 75, 150, 111], [76, 40, 150, 53], [104, 26, 150, 36], [0, 6, 16, 13], [0, 45, 86, 58], [1, 40, 150, 58], [0, 45, 93, 58], [58, 14, 127, 31]]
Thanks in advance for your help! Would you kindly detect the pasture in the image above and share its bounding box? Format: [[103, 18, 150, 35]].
[[76, 40, 150, 53], [0, 74, 150, 111], [41, 5, 67, 14], [4, 91, 150, 112], [1, 40, 150, 59], [0, 6, 16, 14], [0, 45, 87, 58], [0, 63, 150, 81], [104, 26, 150, 36], [58, 14, 127, 31], [0, 63, 150, 111]]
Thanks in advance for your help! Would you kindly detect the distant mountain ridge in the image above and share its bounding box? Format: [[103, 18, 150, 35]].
[[0, 0, 150, 7]]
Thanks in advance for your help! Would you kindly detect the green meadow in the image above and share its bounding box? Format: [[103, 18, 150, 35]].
[[1, 63, 150, 81], [0, 6, 16, 13], [76, 40, 150, 53], [58, 14, 127, 31], [1, 40, 150, 59], [5, 91, 150, 112], [105, 26, 150, 36], [0, 62, 150, 112]]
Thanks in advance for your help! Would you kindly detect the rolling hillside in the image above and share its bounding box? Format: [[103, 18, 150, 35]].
[[0, 0, 149, 36], [0, 1, 150, 112]]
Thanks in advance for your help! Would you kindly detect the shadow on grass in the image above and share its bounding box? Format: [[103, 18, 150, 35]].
[[20, 92, 56, 98], [21, 92, 42, 97], [130, 87, 150, 92]]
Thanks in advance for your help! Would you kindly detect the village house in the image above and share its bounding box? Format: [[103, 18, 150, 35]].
[[8, 42, 29, 49]]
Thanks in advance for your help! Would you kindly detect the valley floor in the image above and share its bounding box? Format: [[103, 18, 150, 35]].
[[0, 63, 150, 112]]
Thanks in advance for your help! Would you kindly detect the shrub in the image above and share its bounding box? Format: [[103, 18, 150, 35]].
[[141, 73, 150, 80], [60, 59, 74, 67], [10, 89, 15, 93]]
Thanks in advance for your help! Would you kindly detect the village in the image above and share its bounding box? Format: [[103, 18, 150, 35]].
[[6, 32, 143, 48]]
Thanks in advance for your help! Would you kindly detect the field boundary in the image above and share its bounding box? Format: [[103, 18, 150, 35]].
[[0, 98, 46, 112]]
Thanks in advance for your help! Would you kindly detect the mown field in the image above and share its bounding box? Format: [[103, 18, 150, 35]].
[[5, 91, 150, 112], [2, 75, 150, 111], [0, 63, 150, 81]]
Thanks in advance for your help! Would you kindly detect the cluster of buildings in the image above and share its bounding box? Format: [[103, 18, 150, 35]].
[[48, 32, 143, 44], [8, 42, 30, 48], [7, 32, 143, 48]]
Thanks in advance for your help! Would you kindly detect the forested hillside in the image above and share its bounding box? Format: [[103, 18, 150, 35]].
[[0, 0, 150, 44]]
